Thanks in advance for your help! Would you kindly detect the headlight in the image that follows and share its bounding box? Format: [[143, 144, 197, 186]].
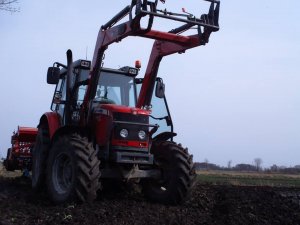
[[120, 129, 128, 138], [138, 130, 146, 140]]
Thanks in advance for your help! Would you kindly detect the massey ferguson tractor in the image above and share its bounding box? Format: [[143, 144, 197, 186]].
[[5, 0, 220, 204]]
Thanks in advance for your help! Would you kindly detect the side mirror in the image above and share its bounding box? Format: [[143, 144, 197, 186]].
[[155, 78, 165, 98], [47, 67, 60, 84]]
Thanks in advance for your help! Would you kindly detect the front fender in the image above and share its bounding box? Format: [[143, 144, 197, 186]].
[[152, 132, 177, 142]]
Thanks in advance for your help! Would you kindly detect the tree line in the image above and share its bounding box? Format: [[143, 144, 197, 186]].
[[195, 158, 300, 174]]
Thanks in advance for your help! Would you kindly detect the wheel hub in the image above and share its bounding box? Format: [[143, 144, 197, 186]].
[[52, 153, 73, 194]]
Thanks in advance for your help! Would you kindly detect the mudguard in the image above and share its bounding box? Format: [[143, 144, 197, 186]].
[[39, 112, 62, 139], [153, 132, 177, 142]]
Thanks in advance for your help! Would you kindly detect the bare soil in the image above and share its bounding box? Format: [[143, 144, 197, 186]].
[[0, 175, 300, 225]]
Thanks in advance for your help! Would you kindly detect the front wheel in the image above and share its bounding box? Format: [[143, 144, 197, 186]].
[[46, 134, 101, 204], [4, 148, 14, 171], [142, 141, 196, 205]]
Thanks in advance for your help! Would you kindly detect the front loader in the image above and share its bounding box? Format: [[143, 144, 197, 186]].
[[6, 0, 220, 204]]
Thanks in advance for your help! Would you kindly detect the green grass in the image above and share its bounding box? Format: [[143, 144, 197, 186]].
[[196, 170, 300, 187]]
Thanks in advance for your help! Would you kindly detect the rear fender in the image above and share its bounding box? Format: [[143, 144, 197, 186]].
[[39, 112, 62, 139], [51, 126, 88, 144]]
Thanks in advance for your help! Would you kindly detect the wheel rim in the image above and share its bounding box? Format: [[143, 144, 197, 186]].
[[52, 153, 73, 194], [153, 158, 172, 192]]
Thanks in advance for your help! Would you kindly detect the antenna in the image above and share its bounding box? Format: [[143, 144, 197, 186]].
[[85, 46, 88, 60]]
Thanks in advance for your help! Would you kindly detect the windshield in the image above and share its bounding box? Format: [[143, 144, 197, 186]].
[[95, 71, 136, 107]]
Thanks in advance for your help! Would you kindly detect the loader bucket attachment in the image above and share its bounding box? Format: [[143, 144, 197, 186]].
[[101, 0, 220, 34], [203, 0, 220, 32], [101, 5, 131, 30], [134, 0, 220, 32]]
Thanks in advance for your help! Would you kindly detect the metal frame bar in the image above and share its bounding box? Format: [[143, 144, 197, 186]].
[[138, 9, 219, 31], [114, 120, 158, 128]]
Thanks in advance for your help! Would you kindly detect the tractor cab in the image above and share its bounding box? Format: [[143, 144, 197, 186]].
[[47, 60, 141, 125], [93, 66, 139, 107], [47, 59, 91, 122]]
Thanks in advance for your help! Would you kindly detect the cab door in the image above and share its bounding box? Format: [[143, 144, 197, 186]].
[[135, 78, 174, 139], [51, 73, 67, 121]]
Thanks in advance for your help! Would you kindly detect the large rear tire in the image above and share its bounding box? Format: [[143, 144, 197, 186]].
[[32, 128, 49, 191], [142, 141, 196, 205], [46, 134, 101, 204]]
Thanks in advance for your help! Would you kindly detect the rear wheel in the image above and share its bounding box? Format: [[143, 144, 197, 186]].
[[4, 148, 15, 171], [32, 128, 49, 190], [142, 141, 196, 205], [46, 134, 101, 204]]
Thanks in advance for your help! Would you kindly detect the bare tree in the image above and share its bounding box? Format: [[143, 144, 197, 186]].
[[270, 164, 278, 172], [227, 160, 232, 169], [254, 158, 263, 171], [204, 158, 209, 170], [0, 0, 19, 13]]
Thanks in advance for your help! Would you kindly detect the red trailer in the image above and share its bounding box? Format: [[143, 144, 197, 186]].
[[4, 127, 37, 171]]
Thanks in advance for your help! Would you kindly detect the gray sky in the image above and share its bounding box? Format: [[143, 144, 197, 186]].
[[0, 0, 299, 168]]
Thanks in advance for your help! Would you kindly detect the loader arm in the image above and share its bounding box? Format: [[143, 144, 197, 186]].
[[137, 32, 212, 108], [83, 0, 220, 122]]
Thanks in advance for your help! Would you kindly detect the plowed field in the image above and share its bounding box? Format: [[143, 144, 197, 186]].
[[0, 173, 300, 225]]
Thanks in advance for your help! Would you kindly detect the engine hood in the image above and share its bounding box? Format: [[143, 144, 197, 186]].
[[96, 104, 150, 116]]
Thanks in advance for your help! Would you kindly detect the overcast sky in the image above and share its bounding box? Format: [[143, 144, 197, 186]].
[[0, 0, 299, 168]]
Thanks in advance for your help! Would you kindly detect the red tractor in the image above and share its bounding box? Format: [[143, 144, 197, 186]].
[[6, 0, 220, 204]]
